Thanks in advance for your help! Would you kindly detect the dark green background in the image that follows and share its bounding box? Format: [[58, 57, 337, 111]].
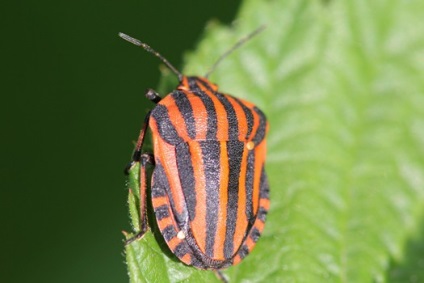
[[1, 1, 240, 282]]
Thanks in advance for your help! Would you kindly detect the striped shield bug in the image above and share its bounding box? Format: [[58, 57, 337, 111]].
[[120, 27, 270, 274]]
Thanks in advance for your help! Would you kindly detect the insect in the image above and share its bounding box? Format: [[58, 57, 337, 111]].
[[120, 27, 270, 272]]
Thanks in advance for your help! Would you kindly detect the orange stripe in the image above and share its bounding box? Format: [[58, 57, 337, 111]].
[[197, 83, 229, 141], [232, 254, 242, 265], [151, 196, 168, 207], [167, 236, 180, 251], [261, 198, 270, 211], [255, 218, 265, 231], [178, 76, 190, 91], [152, 192, 183, 253], [238, 98, 256, 109], [189, 142, 207, 254], [176, 76, 215, 143], [213, 142, 229, 260], [197, 77, 219, 92], [232, 175, 270, 267], [187, 94, 208, 140], [249, 108, 260, 141], [244, 234, 256, 248], [180, 253, 191, 265], [150, 118, 187, 217], [153, 199, 175, 232], [237, 98, 260, 141], [157, 217, 173, 229], [232, 146, 249, 253], [252, 140, 266, 215], [266, 120, 270, 135], [164, 95, 191, 142], [139, 161, 147, 228], [226, 96, 249, 141]]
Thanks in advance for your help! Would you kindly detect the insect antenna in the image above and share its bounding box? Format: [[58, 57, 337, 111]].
[[119, 32, 183, 82], [204, 25, 266, 78]]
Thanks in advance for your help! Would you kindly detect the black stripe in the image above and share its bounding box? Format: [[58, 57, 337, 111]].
[[173, 242, 189, 258], [151, 185, 166, 198], [151, 161, 168, 198], [150, 104, 184, 145], [260, 166, 270, 200], [152, 160, 188, 226], [184, 228, 235, 269], [171, 90, 196, 139], [250, 227, 261, 242], [196, 79, 239, 140], [176, 142, 196, 221], [257, 207, 267, 222], [238, 244, 249, 259], [190, 255, 206, 269], [184, 230, 209, 269], [188, 76, 201, 91], [224, 140, 245, 258], [233, 97, 254, 139], [216, 93, 239, 140], [191, 255, 211, 269], [245, 150, 255, 224], [200, 141, 221, 258], [162, 225, 177, 241], [154, 204, 170, 220], [252, 106, 267, 144], [187, 77, 217, 140], [194, 77, 215, 92]]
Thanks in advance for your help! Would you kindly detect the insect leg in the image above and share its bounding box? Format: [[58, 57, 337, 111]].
[[124, 86, 160, 175], [125, 153, 154, 245], [215, 270, 229, 283], [124, 111, 151, 175], [138, 153, 154, 233], [124, 109, 154, 245]]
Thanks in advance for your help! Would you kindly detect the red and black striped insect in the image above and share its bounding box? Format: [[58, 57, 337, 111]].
[[120, 28, 269, 272]]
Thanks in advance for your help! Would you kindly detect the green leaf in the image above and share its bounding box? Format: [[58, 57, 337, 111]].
[[127, 163, 141, 233], [125, 0, 424, 282]]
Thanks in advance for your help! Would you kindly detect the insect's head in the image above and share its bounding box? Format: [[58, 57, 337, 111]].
[[177, 76, 219, 93]]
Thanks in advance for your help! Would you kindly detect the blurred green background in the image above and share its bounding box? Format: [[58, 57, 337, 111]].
[[1, 1, 240, 282]]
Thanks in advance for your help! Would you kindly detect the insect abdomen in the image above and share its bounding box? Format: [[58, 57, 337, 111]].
[[151, 139, 268, 268]]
